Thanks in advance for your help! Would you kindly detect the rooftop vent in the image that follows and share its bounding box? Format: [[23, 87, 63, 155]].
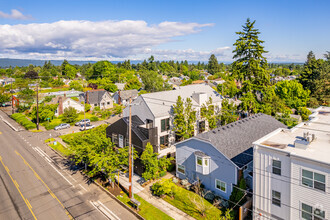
[[222, 127, 226, 130], [212, 130, 216, 134], [294, 132, 316, 149]]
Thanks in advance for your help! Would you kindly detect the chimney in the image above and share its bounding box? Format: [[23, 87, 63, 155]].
[[118, 91, 121, 105], [64, 93, 66, 98], [58, 97, 64, 115]]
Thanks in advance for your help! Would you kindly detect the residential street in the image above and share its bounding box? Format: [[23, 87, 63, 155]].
[[0, 111, 138, 220]]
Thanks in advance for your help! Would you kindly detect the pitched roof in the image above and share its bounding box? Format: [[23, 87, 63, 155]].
[[117, 90, 138, 100], [141, 84, 222, 118], [87, 90, 109, 104], [195, 113, 287, 168], [122, 115, 149, 141]]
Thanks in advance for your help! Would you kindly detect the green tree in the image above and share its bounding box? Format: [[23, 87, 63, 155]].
[[141, 143, 160, 181], [207, 54, 220, 75], [0, 93, 10, 104], [298, 107, 312, 121], [220, 99, 239, 125], [275, 80, 310, 109], [141, 143, 173, 181], [69, 80, 83, 91], [64, 64, 77, 79], [62, 107, 78, 123], [239, 92, 258, 115], [232, 18, 269, 88], [173, 96, 196, 140], [140, 71, 172, 92], [201, 97, 217, 129], [124, 78, 142, 90], [17, 88, 35, 105]]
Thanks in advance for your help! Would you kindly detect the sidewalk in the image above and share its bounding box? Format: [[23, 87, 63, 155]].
[[119, 172, 195, 220]]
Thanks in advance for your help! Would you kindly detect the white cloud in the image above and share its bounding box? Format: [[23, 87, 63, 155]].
[[0, 20, 215, 60], [0, 9, 32, 20]]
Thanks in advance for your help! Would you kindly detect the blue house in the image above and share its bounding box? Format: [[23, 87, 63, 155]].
[[175, 113, 286, 200]]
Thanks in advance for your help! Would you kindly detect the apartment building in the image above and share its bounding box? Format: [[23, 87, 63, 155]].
[[253, 106, 330, 220]]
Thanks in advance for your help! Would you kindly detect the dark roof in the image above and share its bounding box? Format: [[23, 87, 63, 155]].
[[196, 113, 286, 168], [122, 115, 149, 141], [87, 90, 109, 104]]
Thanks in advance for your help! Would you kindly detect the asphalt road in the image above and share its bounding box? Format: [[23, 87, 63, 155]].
[[0, 111, 138, 220]]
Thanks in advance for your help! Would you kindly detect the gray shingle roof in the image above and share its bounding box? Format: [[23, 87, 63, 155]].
[[87, 90, 108, 104], [118, 90, 138, 100], [196, 113, 287, 167]]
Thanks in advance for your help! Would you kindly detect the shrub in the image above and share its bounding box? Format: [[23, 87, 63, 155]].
[[167, 164, 175, 172], [159, 170, 167, 177], [62, 107, 78, 123], [151, 179, 176, 197], [11, 113, 36, 130], [90, 116, 99, 122]]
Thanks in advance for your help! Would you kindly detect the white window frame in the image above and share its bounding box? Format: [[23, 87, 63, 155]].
[[272, 159, 281, 176], [301, 168, 326, 192], [300, 202, 325, 220], [177, 164, 185, 175], [272, 190, 281, 207], [215, 179, 226, 193], [195, 155, 210, 175]]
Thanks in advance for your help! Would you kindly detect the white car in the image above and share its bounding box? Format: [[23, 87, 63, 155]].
[[79, 124, 95, 131], [54, 123, 70, 130]]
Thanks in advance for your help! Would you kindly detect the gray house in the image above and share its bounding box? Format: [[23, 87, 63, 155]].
[[175, 113, 286, 200]]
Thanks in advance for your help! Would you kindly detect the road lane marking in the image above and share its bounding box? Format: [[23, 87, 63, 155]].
[[90, 200, 121, 220], [15, 151, 73, 220], [0, 155, 37, 220], [79, 184, 88, 192]]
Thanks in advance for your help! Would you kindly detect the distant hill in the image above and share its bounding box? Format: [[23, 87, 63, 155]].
[[0, 58, 98, 67]]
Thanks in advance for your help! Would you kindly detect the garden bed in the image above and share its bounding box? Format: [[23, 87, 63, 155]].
[[11, 113, 36, 130]]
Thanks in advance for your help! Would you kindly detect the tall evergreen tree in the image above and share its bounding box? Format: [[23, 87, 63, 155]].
[[207, 54, 220, 75], [232, 18, 269, 88]]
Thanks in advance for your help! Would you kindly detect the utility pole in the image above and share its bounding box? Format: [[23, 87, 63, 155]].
[[36, 81, 39, 130], [128, 97, 132, 198]]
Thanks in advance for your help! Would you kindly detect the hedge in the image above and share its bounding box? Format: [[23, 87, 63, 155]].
[[11, 113, 36, 130]]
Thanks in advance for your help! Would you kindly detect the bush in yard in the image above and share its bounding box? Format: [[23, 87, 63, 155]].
[[151, 179, 176, 198], [90, 116, 99, 122], [62, 107, 78, 123], [11, 113, 36, 130], [298, 107, 312, 121]]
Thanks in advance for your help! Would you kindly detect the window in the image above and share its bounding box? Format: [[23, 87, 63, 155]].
[[198, 121, 205, 133], [160, 135, 169, 149], [272, 160, 281, 176], [215, 179, 226, 192], [302, 169, 326, 192], [177, 164, 185, 175], [107, 102, 110, 105], [161, 118, 170, 132], [112, 133, 118, 145], [272, 190, 281, 207], [197, 156, 203, 166], [196, 155, 209, 175], [301, 203, 325, 220], [94, 104, 97, 107]]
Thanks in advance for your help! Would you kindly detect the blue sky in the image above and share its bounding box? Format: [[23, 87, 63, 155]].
[[0, 0, 329, 62]]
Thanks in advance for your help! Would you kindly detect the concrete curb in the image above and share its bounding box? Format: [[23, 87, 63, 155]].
[[93, 181, 145, 220]]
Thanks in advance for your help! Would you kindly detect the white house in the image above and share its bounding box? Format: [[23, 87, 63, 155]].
[[123, 84, 222, 157], [83, 89, 113, 110], [50, 96, 84, 116], [253, 106, 330, 220]]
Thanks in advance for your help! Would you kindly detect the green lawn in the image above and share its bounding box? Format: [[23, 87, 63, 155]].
[[47, 140, 71, 156], [117, 193, 173, 220], [40, 87, 70, 93], [160, 180, 225, 220]]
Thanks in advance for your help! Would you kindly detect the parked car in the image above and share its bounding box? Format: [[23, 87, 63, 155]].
[[54, 123, 70, 130], [79, 124, 95, 131], [75, 119, 91, 126]]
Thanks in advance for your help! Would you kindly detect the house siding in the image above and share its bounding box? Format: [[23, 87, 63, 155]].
[[253, 146, 330, 220], [123, 96, 154, 124], [55, 98, 84, 116], [176, 139, 237, 200]]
